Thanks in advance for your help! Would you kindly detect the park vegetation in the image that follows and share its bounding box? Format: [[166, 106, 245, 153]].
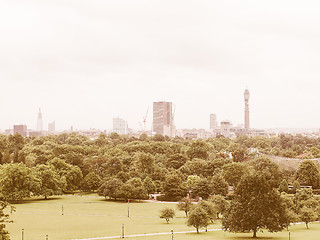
[[1, 132, 320, 238]]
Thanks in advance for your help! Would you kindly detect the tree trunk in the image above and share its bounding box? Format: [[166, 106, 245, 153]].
[[196, 227, 199, 234], [306, 222, 309, 229], [253, 229, 257, 238]]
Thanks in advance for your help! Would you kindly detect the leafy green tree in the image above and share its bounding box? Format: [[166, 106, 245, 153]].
[[292, 180, 300, 193], [81, 172, 101, 192], [177, 197, 193, 217], [186, 140, 209, 160], [278, 179, 289, 193], [209, 195, 229, 219], [166, 153, 187, 169], [134, 152, 155, 174], [299, 206, 317, 229], [159, 207, 175, 223], [0, 163, 39, 201], [143, 176, 156, 194], [162, 173, 187, 199], [198, 200, 217, 223], [187, 205, 210, 233], [184, 175, 201, 193], [222, 162, 247, 186], [222, 173, 287, 238], [0, 200, 14, 240], [2, 150, 10, 164], [34, 164, 65, 199], [192, 178, 211, 199], [250, 156, 282, 188], [211, 174, 228, 196], [120, 178, 147, 200], [296, 160, 320, 188], [98, 178, 123, 200], [49, 158, 83, 192]]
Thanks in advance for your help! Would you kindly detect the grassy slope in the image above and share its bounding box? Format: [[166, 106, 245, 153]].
[[5, 195, 320, 240]]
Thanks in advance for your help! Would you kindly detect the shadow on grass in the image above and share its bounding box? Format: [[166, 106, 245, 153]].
[[10, 197, 62, 204]]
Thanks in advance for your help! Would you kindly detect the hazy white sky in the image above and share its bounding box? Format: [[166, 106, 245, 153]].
[[1, 0, 320, 131]]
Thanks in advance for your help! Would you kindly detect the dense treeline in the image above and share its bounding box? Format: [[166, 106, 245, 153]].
[[1, 133, 320, 202], [1, 132, 320, 238]]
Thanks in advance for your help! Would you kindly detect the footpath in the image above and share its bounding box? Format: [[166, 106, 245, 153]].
[[71, 228, 222, 240]]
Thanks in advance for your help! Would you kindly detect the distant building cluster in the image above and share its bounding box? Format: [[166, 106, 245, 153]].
[[3, 89, 319, 139]]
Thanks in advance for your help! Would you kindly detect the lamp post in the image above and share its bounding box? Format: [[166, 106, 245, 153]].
[[46, 235, 48, 240], [122, 224, 124, 238], [22, 229, 24, 240], [62, 204, 64, 215], [289, 230, 291, 240], [171, 230, 173, 240]]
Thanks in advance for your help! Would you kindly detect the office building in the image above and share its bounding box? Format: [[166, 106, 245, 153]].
[[37, 108, 43, 132], [209, 114, 217, 131], [153, 101, 175, 137], [13, 125, 27, 137], [244, 89, 250, 131], [48, 121, 55, 133], [113, 117, 128, 134]]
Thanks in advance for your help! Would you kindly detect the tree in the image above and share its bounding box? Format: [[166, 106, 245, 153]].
[[192, 178, 211, 199], [296, 160, 320, 188], [143, 177, 156, 195], [211, 174, 228, 196], [186, 140, 209, 160], [34, 164, 65, 199], [166, 153, 187, 169], [222, 173, 287, 238], [198, 200, 217, 223], [250, 156, 282, 188], [98, 178, 123, 200], [119, 178, 147, 200], [177, 197, 193, 217], [81, 172, 101, 192], [0, 200, 13, 240], [222, 162, 247, 186], [209, 195, 229, 219], [162, 173, 187, 199], [299, 206, 317, 229], [0, 163, 39, 201], [159, 207, 175, 223], [278, 179, 289, 193], [187, 205, 210, 233], [292, 180, 300, 193]]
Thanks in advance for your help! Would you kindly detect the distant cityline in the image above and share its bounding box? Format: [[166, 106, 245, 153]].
[[3, 89, 320, 139]]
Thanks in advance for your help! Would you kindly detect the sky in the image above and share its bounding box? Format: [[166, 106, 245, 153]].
[[1, 0, 320, 131]]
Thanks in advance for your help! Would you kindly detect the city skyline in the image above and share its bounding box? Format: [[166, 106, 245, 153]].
[[1, 1, 320, 131]]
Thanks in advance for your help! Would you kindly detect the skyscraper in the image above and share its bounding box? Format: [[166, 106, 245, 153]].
[[48, 121, 55, 133], [244, 89, 250, 131], [209, 114, 217, 131], [113, 117, 128, 134], [153, 101, 174, 137], [13, 125, 27, 137], [37, 108, 43, 132]]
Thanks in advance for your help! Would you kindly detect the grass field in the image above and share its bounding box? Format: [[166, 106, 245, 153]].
[[5, 194, 320, 240]]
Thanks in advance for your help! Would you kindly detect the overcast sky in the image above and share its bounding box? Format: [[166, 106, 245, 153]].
[[1, 0, 320, 131]]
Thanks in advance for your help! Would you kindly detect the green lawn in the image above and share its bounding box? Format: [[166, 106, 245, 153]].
[[5, 195, 320, 240]]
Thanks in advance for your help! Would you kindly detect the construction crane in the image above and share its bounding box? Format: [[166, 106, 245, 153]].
[[139, 107, 149, 133]]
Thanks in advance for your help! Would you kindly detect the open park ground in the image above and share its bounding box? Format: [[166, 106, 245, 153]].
[[5, 194, 320, 240]]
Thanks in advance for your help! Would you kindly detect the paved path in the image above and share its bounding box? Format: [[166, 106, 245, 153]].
[[71, 228, 222, 240]]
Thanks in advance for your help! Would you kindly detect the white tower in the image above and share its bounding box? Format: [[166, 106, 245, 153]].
[[37, 108, 43, 132], [244, 89, 250, 131]]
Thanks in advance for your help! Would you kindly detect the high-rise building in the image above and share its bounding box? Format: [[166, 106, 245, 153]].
[[13, 125, 27, 137], [244, 89, 250, 131], [37, 108, 43, 132], [153, 101, 175, 137], [48, 121, 55, 133], [221, 120, 232, 138], [113, 117, 128, 134], [209, 114, 217, 131]]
